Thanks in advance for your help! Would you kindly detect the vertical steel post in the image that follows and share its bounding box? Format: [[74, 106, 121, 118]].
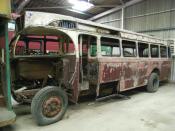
[[5, 22, 12, 110], [121, 7, 124, 29]]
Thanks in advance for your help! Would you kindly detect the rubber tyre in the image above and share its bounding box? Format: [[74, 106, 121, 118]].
[[31, 86, 68, 126], [146, 73, 159, 93]]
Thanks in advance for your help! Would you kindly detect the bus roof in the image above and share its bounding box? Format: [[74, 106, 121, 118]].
[[17, 11, 167, 45]]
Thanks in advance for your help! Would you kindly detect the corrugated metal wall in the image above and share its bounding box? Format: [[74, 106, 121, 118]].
[[94, 0, 175, 82], [94, 0, 175, 39], [95, 10, 122, 28], [171, 57, 175, 82]]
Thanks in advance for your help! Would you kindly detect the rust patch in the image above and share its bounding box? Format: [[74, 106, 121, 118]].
[[69, 60, 79, 103], [42, 96, 62, 118], [160, 60, 171, 80], [137, 61, 148, 86], [124, 79, 134, 89], [122, 62, 138, 89], [98, 58, 171, 92], [102, 63, 122, 82]]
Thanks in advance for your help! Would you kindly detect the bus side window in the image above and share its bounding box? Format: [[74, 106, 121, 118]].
[[46, 41, 59, 54], [168, 47, 171, 58], [79, 35, 97, 57], [150, 45, 159, 58], [101, 37, 120, 57], [67, 42, 75, 53], [63, 39, 75, 54], [28, 41, 43, 55], [122, 40, 137, 57], [46, 36, 75, 55], [15, 41, 26, 55], [89, 36, 97, 57], [160, 46, 167, 58], [138, 43, 149, 57]]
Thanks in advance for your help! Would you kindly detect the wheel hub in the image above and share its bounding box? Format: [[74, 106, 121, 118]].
[[42, 96, 62, 118]]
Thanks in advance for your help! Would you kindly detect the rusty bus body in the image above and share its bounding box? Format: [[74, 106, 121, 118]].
[[10, 11, 171, 125]]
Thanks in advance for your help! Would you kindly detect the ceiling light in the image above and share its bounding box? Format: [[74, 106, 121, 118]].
[[68, 0, 94, 12], [68, 0, 78, 4]]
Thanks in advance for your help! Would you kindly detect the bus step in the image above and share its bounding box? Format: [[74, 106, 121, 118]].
[[96, 94, 130, 102]]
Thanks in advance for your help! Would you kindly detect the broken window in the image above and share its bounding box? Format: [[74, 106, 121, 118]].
[[15, 41, 26, 55], [101, 37, 120, 56], [79, 35, 97, 57], [46, 37, 74, 54], [28, 41, 43, 55], [46, 41, 59, 54], [151, 45, 159, 58], [14, 35, 75, 56], [138, 42, 149, 57], [160, 46, 167, 58], [122, 40, 137, 57]]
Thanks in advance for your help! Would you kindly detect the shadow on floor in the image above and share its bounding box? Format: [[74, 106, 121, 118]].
[[12, 84, 158, 115]]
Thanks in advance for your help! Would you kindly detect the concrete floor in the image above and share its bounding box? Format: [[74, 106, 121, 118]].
[[1, 83, 175, 131]]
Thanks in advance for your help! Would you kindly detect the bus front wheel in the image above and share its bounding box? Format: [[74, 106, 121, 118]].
[[31, 86, 68, 126], [146, 73, 159, 93]]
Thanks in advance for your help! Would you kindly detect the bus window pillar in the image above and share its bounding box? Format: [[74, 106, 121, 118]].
[[148, 43, 151, 58], [158, 45, 161, 58], [121, 7, 124, 30], [97, 36, 101, 58], [120, 39, 123, 58], [136, 41, 139, 58]]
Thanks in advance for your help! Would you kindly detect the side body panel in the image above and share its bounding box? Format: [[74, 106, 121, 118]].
[[98, 57, 171, 92]]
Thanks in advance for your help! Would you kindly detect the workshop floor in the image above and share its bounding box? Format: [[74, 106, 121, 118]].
[[1, 83, 175, 131]]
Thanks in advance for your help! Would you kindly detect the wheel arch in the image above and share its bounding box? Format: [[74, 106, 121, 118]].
[[151, 68, 160, 76]]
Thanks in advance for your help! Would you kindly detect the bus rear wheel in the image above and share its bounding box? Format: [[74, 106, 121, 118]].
[[31, 86, 68, 126], [146, 73, 159, 93]]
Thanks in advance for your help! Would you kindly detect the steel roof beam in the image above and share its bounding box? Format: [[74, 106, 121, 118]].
[[88, 0, 144, 21], [16, 0, 31, 13]]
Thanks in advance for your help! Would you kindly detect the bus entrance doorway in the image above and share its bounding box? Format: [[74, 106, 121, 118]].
[[79, 35, 97, 91]]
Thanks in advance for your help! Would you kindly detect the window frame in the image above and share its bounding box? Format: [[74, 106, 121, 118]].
[[168, 46, 171, 58], [100, 36, 121, 57], [13, 35, 76, 56], [150, 44, 160, 58], [15, 40, 27, 55], [78, 33, 98, 59], [160, 45, 168, 58], [28, 40, 43, 53], [122, 39, 137, 58], [138, 42, 149, 58]]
